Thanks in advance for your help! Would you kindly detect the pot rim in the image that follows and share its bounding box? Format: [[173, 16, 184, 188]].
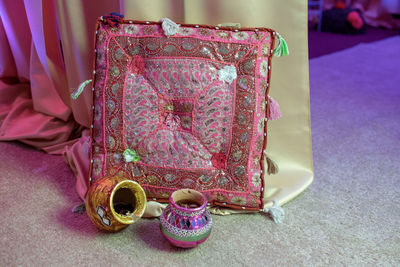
[[109, 179, 147, 224], [170, 188, 207, 213]]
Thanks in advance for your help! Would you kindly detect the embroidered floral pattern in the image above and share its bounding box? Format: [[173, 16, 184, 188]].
[[231, 196, 247, 206], [216, 31, 230, 39], [124, 25, 139, 35], [232, 31, 249, 41], [164, 114, 181, 131], [252, 172, 261, 187], [259, 60, 269, 77], [91, 20, 275, 211], [197, 28, 212, 36], [178, 27, 194, 36]]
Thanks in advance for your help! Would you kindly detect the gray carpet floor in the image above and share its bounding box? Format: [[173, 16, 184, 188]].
[[1, 37, 399, 266]]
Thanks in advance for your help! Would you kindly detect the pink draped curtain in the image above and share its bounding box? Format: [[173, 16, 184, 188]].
[[0, 0, 110, 198]]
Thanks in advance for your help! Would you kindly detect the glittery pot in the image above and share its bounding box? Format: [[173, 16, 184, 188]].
[[160, 189, 212, 248], [85, 176, 147, 232]]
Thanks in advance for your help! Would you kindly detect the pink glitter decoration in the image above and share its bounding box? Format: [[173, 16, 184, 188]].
[[129, 55, 145, 75], [211, 152, 227, 169]]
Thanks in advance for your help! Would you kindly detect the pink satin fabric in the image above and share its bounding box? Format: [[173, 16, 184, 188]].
[[0, 0, 88, 199]]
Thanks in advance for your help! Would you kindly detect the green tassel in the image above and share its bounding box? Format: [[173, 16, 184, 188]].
[[273, 33, 289, 57], [123, 149, 141, 163], [71, 79, 92, 100]]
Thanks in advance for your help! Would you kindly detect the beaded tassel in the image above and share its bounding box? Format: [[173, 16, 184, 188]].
[[71, 79, 92, 100], [267, 96, 282, 121], [273, 33, 289, 57], [263, 201, 285, 223], [265, 153, 279, 175]]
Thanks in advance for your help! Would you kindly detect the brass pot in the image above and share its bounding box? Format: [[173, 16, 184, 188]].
[[85, 176, 146, 232]]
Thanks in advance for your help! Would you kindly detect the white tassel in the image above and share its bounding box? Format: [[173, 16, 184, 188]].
[[263, 201, 285, 223], [161, 18, 180, 37], [71, 79, 92, 100]]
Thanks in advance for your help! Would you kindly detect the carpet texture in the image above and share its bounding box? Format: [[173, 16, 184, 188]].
[[1, 37, 400, 266]]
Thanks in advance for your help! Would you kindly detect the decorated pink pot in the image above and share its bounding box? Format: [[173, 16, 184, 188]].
[[160, 189, 212, 248]]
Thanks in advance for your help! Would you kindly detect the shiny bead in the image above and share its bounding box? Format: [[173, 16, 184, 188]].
[[91, 159, 93, 163], [234, 29, 238, 32], [222, 203, 226, 205], [91, 124, 93, 128], [255, 29, 258, 32], [261, 187, 264, 192], [215, 27, 219, 30], [92, 87, 94, 91], [94, 49, 97, 53], [153, 198, 157, 201], [129, 21, 133, 24], [93, 70, 96, 74], [241, 207, 246, 209], [146, 21, 150, 24]]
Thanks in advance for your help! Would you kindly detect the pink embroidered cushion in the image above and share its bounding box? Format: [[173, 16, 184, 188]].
[[89, 17, 276, 211]]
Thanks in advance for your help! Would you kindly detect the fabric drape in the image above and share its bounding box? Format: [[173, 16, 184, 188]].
[[0, 0, 313, 215]]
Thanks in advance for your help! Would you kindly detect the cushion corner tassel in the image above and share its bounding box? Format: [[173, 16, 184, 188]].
[[267, 96, 282, 121], [264, 152, 279, 175], [160, 18, 180, 37], [71, 79, 92, 100], [273, 32, 289, 57], [263, 201, 285, 224]]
